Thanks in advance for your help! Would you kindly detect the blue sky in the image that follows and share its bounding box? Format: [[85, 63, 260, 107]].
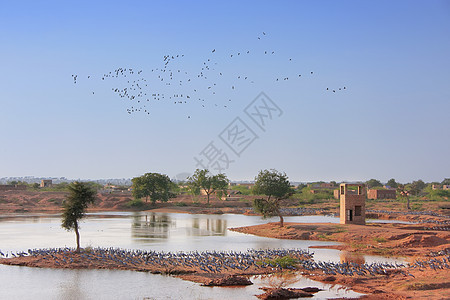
[[0, 0, 449, 183]]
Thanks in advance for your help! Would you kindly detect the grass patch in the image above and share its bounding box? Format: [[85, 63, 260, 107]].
[[127, 199, 145, 208], [174, 202, 187, 207], [331, 226, 348, 234], [351, 243, 368, 250], [405, 282, 447, 290], [257, 256, 298, 268], [317, 233, 332, 240], [48, 198, 62, 204], [373, 237, 387, 243], [411, 203, 424, 211]]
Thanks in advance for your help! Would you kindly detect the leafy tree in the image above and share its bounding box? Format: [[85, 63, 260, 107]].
[[296, 183, 307, 192], [187, 179, 201, 200], [397, 184, 411, 210], [252, 169, 293, 227], [187, 169, 229, 204], [131, 173, 176, 204], [61, 182, 97, 252], [441, 178, 450, 186], [386, 178, 398, 189], [410, 179, 426, 196], [366, 179, 383, 189]]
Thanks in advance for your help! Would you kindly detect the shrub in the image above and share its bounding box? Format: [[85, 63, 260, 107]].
[[373, 237, 387, 243], [127, 199, 145, 208], [258, 256, 299, 268]]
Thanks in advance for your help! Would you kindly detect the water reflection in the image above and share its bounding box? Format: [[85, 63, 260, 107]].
[[58, 269, 87, 300], [187, 216, 227, 236], [130, 213, 229, 242], [340, 251, 365, 265], [0, 264, 365, 300], [131, 213, 175, 240]]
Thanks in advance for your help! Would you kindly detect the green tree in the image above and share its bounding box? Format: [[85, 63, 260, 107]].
[[252, 169, 293, 227], [296, 183, 307, 192], [61, 182, 97, 252], [187, 169, 229, 204], [386, 178, 398, 189], [131, 173, 176, 204], [410, 179, 426, 196], [366, 179, 383, 189], [397, 184, 411, 210], [187, 179, 201, 200]]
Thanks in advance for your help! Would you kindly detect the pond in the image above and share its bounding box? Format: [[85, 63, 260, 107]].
[[0, 212, 403, 299]]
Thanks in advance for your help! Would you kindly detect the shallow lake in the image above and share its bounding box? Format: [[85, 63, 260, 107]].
[[0, 212, 404, 299]]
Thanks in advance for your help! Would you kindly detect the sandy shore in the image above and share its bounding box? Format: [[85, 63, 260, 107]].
[[0, 248, 308, 287], [231, 222, 450, 299]]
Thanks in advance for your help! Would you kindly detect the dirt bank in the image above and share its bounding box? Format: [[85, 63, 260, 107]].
[[231, 222, 450, 299], [0, 249, 300, 287], [0, 190, 253, 214]]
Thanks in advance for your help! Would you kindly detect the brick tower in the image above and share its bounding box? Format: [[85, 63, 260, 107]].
[[339, 183, 366, 225]]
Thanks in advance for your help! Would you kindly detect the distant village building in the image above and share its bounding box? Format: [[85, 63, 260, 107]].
[[236, 183, 254, 189], [101, 184, 127, 193], [40, 180, 53, 188], [308, 183, 336, 189], [0, 185, 27, 191], [367, 189, 396, 200], [339, 183, 366, 225], [334, 189, 340, 199], [432, 184, 450, 190], [308, 182, 336, 194], [432, 184, 441, 190], [229, 183, 254, 189]]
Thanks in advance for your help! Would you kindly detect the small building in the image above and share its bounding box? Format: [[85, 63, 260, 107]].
[[320, 183, 336, 188], [0, 185, 27, 191], [236, 183, 254, 189], [334, 189, 340, 199], [308, 182, 336, 189], [367, 189, 396, 200], [432, 184, 441, 190], [339, 183, 366, 225], [443, 185, 450, 190], [40, 180, 53, 188]]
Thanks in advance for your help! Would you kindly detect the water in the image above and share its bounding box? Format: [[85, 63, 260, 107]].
[[0, 212, 403, 299]]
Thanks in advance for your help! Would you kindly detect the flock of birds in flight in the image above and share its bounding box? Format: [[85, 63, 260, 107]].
[[72, 32, 347, 119]]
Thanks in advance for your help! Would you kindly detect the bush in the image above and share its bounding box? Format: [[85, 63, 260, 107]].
[[430, 189, 450, 198], [231, 185, 252, 195], [373, 237, 387, 243], [127, 199, 145, 208], [258, 256, 298, 268], [293, 187, 333, 204]]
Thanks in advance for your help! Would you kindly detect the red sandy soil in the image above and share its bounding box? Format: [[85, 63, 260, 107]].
[[231, 222, 450, 299]]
